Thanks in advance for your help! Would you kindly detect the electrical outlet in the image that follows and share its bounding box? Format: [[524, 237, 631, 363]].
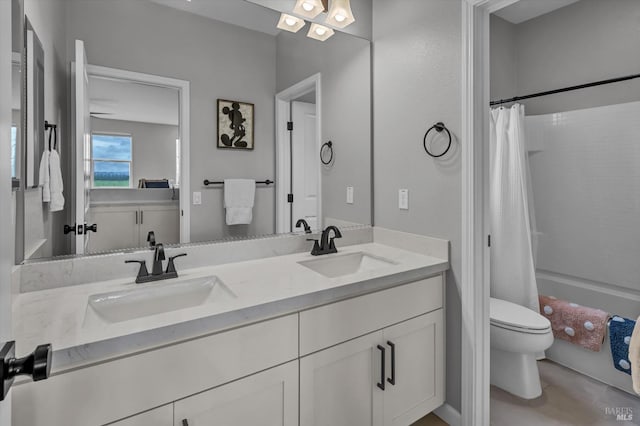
[[399, 189, 409, 210], [346, 186, 354, 204], [193, 191, 202, 205]]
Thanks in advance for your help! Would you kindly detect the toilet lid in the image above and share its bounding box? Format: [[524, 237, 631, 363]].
[[490, 297, 551, 332]]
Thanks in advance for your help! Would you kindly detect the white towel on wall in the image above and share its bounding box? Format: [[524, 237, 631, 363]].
[[224, 179, 255, 225], [630, 315, 640, 395], [38, 150, 51, 202], [48, 150, 65, 212]]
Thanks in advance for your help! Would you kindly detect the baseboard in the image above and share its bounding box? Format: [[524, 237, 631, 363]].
[[434, 403, 462, 426]]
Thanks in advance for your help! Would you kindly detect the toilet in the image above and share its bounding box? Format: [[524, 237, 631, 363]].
[[490, 297, 554, 399]]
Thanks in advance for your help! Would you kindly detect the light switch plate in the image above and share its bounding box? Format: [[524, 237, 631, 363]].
[[399, 189, 409, 210], [193, 191, 202, 205], [346, 186, 354, 204]]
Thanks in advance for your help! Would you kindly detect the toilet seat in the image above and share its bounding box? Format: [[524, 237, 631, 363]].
[[490, 297, 551, 334]]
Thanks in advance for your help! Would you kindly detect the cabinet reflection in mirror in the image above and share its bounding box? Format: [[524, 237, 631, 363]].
[[17, 0, 371, 262]]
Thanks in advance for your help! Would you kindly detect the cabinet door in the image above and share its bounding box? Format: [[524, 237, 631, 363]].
[[300, 331, 384, 426], [382, 310, 444, 426], [88, 206, 139, 253], [174, 361, 298, 426], [139, 205, 179, 246], [108, 405, 172, 426]]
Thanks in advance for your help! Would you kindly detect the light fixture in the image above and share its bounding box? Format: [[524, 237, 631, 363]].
[[325, 0, 355, 28], [277, 13, 305, 33], [307, 23, 334, 41], [293, 0, 325, 19]]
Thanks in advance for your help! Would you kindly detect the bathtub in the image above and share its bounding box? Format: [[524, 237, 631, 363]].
[[537, 270, 640, 396]]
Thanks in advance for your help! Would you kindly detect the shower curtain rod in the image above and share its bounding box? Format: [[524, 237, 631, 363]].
[[489, 73, 640, 106]]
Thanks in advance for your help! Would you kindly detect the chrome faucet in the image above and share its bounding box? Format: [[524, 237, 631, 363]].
[[308, 226, 342, 256], [125, 243, 187, 284]]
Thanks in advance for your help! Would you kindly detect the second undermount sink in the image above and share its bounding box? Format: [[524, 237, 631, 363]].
[[298, 252, 397, 278], [85, 275, 236, 324]]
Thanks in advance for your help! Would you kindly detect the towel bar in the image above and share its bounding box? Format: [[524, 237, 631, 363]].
[[203, 179, 273, 186]]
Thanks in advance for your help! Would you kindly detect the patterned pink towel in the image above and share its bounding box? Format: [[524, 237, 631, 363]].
[[538, 295, 610, 352]]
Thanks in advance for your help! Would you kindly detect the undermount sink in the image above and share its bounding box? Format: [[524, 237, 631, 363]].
[[298, 252, 397, 278], [85, 275, 236, 324]]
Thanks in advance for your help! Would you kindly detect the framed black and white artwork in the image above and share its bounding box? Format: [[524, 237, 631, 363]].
[[217, 99, 254, 150]]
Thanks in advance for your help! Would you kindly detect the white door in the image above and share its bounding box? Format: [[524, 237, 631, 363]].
[[382, 310, 445, 426], [174, 361, 298, 426], [73, 40, 91, 254], [300, 331, 384, 426], [0, 0, 14, 422], [291, 101, 319, 231]]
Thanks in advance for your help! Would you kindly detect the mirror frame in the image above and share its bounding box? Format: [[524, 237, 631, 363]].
[[86, 64, 192, 246]]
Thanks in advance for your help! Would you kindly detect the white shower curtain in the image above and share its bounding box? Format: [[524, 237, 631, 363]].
[[490, 104, 539, 313]]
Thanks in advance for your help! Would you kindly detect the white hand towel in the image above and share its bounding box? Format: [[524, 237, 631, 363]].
[[224, 179, 255, 225], [630, 315, 640, 395], [48, 150, 65, 212], [38, 150, 51, 202]]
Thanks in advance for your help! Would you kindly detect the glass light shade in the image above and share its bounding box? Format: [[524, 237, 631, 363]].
[[307, 23, 334, 41], [276, 13, 305, 33], [325, 0, 355, 28], [293, 0, 324, 19]]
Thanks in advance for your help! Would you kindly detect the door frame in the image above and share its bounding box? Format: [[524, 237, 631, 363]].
[[85, 64, 191, 244], [460, 1, 520, 425], [0, 0, 14, 421], [275, 73, 322, 234]]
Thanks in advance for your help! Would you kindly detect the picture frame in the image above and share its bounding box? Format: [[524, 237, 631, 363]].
[[217, 99, 254, 150]]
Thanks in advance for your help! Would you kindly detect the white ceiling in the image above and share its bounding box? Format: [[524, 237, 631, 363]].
[[148, 0, 281, 36], [494, 0, 581, 24], [89, 76, 179, 126]]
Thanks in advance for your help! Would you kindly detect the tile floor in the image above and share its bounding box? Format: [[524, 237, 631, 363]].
[[491, 360, 639, 426], [413, 360, 640, 426]]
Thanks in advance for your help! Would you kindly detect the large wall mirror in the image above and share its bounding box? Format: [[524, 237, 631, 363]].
[[16, 0, 372, 262]]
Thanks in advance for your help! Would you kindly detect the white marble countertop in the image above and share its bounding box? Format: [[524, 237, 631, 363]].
[[13, 242, 448, 374]]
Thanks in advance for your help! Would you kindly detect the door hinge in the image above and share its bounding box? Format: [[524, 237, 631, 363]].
[[488, 235, 491, 247], [287, 121, 293, 131], [287, 194, 294, 203]]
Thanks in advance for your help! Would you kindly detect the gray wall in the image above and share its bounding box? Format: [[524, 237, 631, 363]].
[[65, 0, 277, 242], [373, 0, 462, 413], [23, 0, 69, 258], [491, 0, 640, 114], [276, 29, 371, 227], [91, 118, 178, 186], [489, 15, 518, 102]]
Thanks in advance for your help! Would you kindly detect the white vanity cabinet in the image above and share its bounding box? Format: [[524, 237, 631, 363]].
[[108, 405, 173, 426], [299, 276, 445, 426], [174, 361, 299, 426], [89, 203, 179, 252]]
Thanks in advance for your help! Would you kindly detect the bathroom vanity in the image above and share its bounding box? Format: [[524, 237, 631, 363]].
[[11, 228, 448, 426]]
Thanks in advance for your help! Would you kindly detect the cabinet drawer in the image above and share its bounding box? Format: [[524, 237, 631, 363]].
[[300, 276, 443, 355], [13, 314, 298, 426]]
